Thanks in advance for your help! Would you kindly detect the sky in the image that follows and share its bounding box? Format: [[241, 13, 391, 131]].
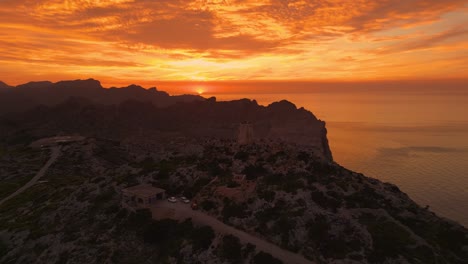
[[0, 0, 467, 91]]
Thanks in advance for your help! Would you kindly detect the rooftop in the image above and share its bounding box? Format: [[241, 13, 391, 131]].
[[122, 184, 165, 198]]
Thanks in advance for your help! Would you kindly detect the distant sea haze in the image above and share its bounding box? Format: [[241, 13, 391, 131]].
[[201, 86, 468, 227]]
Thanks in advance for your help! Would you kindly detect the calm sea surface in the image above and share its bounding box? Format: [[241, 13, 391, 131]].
[[204, 87, 468, 227]]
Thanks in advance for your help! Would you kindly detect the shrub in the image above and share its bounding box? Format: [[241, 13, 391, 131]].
[[259, 190, 275, 202], [297, 151, 311, 163], [243, 164, 267, 180], [157, 159, 177, 179], [200, 200, 217, 211], [234, 151, 249, 162], [359, 213, 415, 262], [263, 173, 283, 185], [222, 200, 247, 221], [242, 243, 256, 258], [307, 214, 330, 243], [0, 240, 8, 258], [227, 181, 240, 188], [183, 177, 211, 198], [311, 190, 341, 210], [219, 235, 242, 263], [127, 209, 152, 228], [191, 226, 215, 251], [252, 252, 283, 264]]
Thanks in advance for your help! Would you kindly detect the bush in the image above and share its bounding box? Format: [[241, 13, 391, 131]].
[[263, 173, 283, 185], [311, 190, 341, 210], [0, 239, 8, 258], [191, 226, 215, 251], [200, 200, 217, 211], [157, 159, 178, 179], [307, 214, 330, 242], [252, 252, 283, 264], [138, 156, 157, 172], [126, 209, 152, 228], [243, 243, 256, 258], [222, 200, 247, 221], [143, 219, 180, 245], [243, 164, 267, 180], [272, 216, 295, 248], [297, 151, 311, 163], [259, 190, 275, 202], [219, 235, 242, 263], [183, 177, 211, 198], [227, 181, 240, 188], [234, 151, 249, 162], [359, 213, 415, 262]]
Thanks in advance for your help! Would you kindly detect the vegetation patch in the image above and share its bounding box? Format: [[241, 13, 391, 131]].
[[252, 251, 283, 264], [219, 234, 242, 263]]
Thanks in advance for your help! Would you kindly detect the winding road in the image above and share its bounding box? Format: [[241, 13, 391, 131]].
[[151, 201, 313, 264], [0, 146, 61, 207]]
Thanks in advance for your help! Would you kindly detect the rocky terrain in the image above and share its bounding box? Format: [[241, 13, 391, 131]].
[[0, 80, 467, 263], [0, 137, 467, 264]]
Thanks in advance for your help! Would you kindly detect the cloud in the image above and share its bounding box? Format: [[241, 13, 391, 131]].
[[0, 0, 467, 84], [374, 27, 468, 54], [7, 0, 467, 51]]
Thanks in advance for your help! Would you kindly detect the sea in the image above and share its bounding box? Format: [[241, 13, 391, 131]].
[[197, 82, 468, 227]]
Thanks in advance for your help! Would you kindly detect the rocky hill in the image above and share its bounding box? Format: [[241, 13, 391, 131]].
[[0, 81, 12, 91], [0, 79, 204, 115], [0, 97, 332, 160], [0, 138, 466, 264], [0, 82, 467, 263]]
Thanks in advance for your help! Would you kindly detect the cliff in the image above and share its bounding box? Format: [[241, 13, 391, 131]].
[[0, 95, 333, 160]]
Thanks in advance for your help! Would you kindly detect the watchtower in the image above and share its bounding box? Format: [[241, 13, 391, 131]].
[[238, 122, 254, 145]]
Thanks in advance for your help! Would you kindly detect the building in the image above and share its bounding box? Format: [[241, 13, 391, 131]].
[[238, 122, 254, 145], [122, 184, 166, 210]]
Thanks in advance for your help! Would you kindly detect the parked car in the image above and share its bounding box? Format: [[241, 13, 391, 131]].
[[168, 197, 177, 203], [182, 198, 190, 204]]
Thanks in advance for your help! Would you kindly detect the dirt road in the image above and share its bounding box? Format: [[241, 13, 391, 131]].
[[152, 201, 313, 264], [0, 146, 61, 207]]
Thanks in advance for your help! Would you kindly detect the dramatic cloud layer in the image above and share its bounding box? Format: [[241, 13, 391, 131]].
[[0, 0, 467, 87]]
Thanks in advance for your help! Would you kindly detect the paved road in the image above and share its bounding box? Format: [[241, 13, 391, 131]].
[[152, 201, 313, 264], [0, 146, 61, 207]]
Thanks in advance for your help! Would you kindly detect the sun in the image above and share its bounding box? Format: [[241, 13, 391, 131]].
[[195, 87, 205, 95]]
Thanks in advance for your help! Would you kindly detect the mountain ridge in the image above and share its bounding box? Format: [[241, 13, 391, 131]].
[[0, 79, 205, 115]]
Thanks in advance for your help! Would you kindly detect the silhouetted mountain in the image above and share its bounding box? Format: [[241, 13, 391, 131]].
[[16, 81, 53, 90], [0, 79, 204, 114], [0, 97, 333, 160], [0, 81, 12, 91]]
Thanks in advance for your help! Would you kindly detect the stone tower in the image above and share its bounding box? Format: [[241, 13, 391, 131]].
[[238, 122, 254, 145]]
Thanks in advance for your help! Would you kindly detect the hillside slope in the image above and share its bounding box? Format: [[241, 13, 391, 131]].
[[0, 138, 467, 264]]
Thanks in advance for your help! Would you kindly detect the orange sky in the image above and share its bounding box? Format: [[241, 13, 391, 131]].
[[0, 0, 467, 91]]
